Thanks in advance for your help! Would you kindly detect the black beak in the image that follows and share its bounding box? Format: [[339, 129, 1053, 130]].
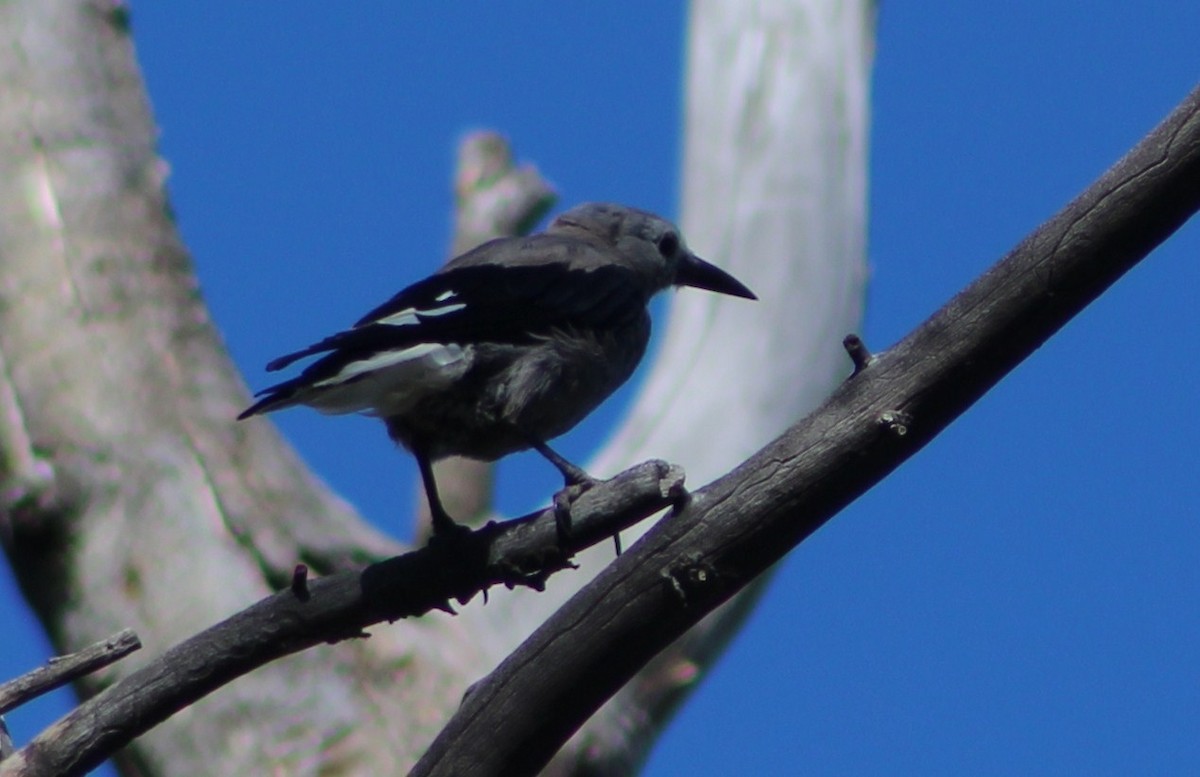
[[675, 253, 757, 300]]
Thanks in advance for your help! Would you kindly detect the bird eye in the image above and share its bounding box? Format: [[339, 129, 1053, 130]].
[[657, 232, 679, 257]]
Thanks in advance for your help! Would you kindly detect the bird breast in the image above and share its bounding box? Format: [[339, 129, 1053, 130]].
[[388, 315, 650, 460]]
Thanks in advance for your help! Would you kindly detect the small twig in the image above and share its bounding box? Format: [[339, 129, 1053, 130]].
[[843, 333, 872, 374], [291, 564, 310, 601], [0, 629, 141, 716]]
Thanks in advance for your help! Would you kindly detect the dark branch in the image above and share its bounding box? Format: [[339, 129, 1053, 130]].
[[411, 84, 1200, 776], [0, 629, 141, 717], [3, 461, 683, 777]]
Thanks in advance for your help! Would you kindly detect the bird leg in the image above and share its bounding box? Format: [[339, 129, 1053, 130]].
[[529, 440, 598, 489], [415, 449, 467, 539], [528, 439, 602, 548]]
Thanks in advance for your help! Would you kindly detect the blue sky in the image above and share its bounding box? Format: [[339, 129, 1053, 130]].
[[3, 3, 1198, 775]]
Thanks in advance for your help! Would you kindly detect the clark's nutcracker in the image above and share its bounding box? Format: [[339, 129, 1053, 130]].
[[239, 203, 756, 536]]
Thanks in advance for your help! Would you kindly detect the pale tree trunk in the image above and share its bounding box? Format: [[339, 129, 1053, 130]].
[[0, 1, 475, 774], [480, 1, 875, 771], [0, 2, 871, 776]]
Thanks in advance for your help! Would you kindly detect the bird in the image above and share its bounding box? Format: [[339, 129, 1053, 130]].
[[238, 202, 756, 537]]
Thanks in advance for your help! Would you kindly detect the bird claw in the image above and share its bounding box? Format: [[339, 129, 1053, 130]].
[[552, 480, 595, 547], [552, 488, 574, 546]]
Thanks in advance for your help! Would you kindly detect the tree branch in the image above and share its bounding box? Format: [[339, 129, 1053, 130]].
[[411, 83, 1200, 777], [0, 461, 683, 777], [0, 630, 140, 718], [415, 131, 558, 536]]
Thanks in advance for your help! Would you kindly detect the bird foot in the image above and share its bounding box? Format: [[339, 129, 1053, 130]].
[[551, 479, 597, 547], [427, 512, 474, 548]]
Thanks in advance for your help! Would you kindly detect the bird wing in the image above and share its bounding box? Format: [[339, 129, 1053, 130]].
[[270, 241, 643, 367], [238, 240, 644, 418]]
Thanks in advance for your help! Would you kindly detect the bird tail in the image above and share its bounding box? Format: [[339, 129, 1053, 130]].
[[237, 378, 305, 420]]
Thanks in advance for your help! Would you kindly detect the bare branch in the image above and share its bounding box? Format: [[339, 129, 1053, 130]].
[[0, 630, 141, 717], [1, 461, 683, 777], [415, 131, 558, 537], [411, 83, 1200, 777]]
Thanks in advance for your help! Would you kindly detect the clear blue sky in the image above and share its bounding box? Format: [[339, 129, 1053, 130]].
[[3, 4, 1198, 775]]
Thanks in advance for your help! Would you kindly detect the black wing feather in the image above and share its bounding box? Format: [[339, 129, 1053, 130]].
[[258, 261, 643, 383]]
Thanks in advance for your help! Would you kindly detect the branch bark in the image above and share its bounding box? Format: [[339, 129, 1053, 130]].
[[0, 630, 140, 717], [411, 82, 1200, 776]]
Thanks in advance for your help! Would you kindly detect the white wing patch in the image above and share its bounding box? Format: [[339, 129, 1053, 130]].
[[305, 343, 472, 417], [374, 297, 465, 327], [376, 309, 420, 327], [420, 302, 467, 317], [315, 343, 461, 386]]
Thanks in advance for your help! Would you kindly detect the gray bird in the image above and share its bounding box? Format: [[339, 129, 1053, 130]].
[[239, 203, 756, 536]]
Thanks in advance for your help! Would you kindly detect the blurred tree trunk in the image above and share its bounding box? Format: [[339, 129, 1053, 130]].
[[0, 1, 871, 774], [499, 1, 874, 769]]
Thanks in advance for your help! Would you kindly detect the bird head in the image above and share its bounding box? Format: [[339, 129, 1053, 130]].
[[549, 203, 757, 301]]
